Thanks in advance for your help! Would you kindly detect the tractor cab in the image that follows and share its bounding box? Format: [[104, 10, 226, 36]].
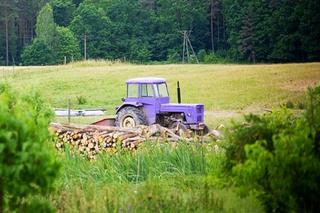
[[124, 77, 170, 120], [116, 77, 170, 127], [126, 77, 170, 102]]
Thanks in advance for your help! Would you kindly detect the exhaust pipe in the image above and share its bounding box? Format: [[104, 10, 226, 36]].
[[177, 81, 181, 104]]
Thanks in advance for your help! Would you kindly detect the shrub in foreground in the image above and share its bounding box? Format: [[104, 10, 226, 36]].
[[0, 84, 60, 212], [224, 86, 320, 213]]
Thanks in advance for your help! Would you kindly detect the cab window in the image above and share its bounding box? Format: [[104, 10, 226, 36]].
[[141, 84, 154, 97], [127, 84, 139, 98], [157, 83, 169, 97]]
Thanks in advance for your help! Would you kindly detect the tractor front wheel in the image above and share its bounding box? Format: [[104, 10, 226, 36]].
[[115, 107, 147, 128], [196, 124, 210, 136]]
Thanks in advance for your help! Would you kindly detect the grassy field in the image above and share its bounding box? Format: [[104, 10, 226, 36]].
[[1, 62, 320, 212], [1, 61, 319, 128]]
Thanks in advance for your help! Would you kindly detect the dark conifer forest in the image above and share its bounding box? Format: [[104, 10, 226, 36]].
[[0, 0, 319, 65]]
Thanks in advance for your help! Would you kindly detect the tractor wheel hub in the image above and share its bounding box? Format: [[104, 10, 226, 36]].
[[122, 117, 136, 128]]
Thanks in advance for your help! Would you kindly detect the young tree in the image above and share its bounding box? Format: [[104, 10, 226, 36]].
[[36, 3, 56, 48], [55, 26, 81, 63]]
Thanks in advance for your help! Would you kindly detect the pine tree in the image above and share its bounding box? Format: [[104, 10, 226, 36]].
[[238, 10, 255, 62], [0, 0, 18, 65]]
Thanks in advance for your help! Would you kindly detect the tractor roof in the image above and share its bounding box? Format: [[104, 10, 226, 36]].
[[126, 77, 166, 84]]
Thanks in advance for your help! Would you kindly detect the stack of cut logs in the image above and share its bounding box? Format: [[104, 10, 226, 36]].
[[49, 123, 220, 160]]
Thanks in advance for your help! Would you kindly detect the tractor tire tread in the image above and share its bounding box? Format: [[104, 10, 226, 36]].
[[115, 106, 147, 127]]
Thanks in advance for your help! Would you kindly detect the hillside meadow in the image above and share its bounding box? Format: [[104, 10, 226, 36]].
[[1, 61, 320, 127]]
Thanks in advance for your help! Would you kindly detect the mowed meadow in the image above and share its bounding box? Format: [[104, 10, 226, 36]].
[[1, 62, 320, 127], [1, 62, 320, 212]]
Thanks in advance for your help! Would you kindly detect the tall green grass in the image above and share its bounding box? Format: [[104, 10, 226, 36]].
[[61, 142, 224, 184], [52, 142, 263, 212]]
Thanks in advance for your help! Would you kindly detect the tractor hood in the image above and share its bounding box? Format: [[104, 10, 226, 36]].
[[160, 103, 204, 124]]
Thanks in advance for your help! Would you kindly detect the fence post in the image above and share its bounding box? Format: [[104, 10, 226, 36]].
[[68, 99, 71, 124]]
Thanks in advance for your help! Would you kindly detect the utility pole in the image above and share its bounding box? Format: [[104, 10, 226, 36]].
[[186, 32, 190, 62], [5, 14, 9, 66], [182, 31, 189, 63], [210, 0, 215, 53], [182, 31, 186, 63], [217, 6, 220, 45], [30, 19, 34, 40], [186, 35, 199, 64], [222, 15, 226, 49], [181, 30, 199, 64], [84, 33, 87, 61]]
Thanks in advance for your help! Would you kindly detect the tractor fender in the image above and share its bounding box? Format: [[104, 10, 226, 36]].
[[115, 102, 143, 114]]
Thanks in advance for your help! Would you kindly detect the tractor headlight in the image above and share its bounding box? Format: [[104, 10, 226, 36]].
[[187, 113, 191, 117]]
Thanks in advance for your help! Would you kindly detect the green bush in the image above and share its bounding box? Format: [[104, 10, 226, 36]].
[[203, 53, 228, 64], [297, 102, 305, 109], [130, 40, 152, 63], [0, 57, 4, 66], [224, 110, 295, 171], [285, 100, 294, 108], [167, 49, 181, 63], [0, 84, 60, 211], [197, 49, 207, 62], [76, 95, 87, 105], [21, 39, 56, 65], [224, 86, 320, 213]]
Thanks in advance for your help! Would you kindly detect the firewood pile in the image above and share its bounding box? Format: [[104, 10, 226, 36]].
[[49, 123, 220, 160]]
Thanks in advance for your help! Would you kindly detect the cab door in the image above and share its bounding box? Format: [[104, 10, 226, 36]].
[[139, 83, 157, 124]]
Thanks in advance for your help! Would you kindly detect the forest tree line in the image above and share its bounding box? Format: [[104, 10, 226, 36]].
[[0, 0, 319, 65]]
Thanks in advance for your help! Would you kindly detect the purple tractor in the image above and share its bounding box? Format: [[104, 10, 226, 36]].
[[114, 77, 208, 133]]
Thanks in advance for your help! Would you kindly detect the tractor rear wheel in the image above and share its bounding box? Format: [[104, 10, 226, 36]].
[[115, 107, 147, 128]]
